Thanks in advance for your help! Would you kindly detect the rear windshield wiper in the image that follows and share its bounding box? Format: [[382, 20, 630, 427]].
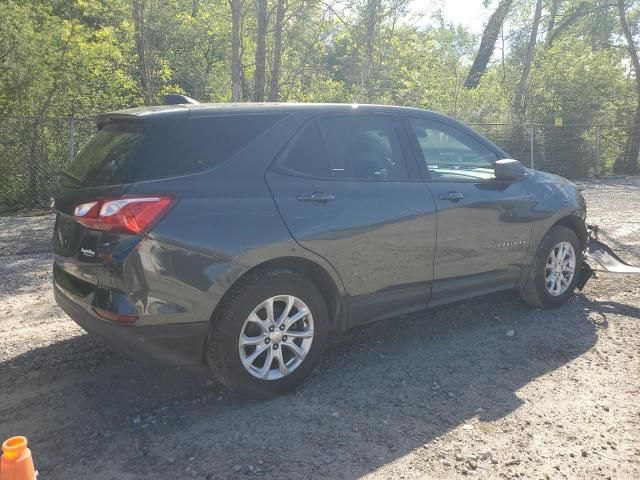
[[56, 171, 82, 185]]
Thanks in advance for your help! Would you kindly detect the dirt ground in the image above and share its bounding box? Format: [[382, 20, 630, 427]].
[[1, 177, 639, 480]]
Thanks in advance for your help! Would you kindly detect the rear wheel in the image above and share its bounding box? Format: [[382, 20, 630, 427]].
[[519, 225, 582, 308], [206, 269, 329, 398]]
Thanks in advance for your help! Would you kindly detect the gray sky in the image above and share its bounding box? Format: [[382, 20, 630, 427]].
[[408, 0, 493, 34]]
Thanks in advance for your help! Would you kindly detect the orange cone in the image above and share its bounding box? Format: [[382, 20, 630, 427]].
[[0, 437, 37, 480]]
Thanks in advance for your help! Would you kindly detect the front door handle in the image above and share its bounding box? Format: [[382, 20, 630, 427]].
[[438, 191, 464, 201], [297, 192, 335, 204]]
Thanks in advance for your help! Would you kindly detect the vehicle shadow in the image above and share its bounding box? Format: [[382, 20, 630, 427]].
[[2, 292, 631, 479]]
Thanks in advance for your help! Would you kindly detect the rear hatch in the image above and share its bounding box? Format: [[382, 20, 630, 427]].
[[52, 108, 287, 303], [52, 110, 189, 296]]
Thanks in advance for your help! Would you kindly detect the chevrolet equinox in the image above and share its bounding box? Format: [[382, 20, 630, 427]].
[[52, 102, 589, 397]]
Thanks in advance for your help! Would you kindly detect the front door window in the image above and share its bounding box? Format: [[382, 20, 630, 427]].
[[408, 117, 498, 181]]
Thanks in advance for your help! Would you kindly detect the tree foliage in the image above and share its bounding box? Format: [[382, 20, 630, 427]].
[[2, 0, 640, 175]]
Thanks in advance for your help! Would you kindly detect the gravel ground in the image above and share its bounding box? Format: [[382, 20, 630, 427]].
[[1, 177, 639, 480]]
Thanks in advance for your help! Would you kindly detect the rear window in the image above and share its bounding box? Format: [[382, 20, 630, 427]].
[[62, 114, 285, 187]]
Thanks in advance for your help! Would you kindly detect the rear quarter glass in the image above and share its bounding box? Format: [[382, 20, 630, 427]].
[[61, 114, 286, 187]]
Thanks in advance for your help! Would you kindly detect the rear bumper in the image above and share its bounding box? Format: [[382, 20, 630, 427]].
[[54, 282, 209, 368]]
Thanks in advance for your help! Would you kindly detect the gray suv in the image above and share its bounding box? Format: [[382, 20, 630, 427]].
[[53, 102, 589, 397]]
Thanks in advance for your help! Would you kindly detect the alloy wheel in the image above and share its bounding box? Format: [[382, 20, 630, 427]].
[[544, 241, 576, 296], [238, 295, 314, 380]]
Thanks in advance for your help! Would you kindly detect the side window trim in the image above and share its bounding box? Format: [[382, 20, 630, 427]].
[[392, 115, 423, 180], [404, 116, 502, 183]]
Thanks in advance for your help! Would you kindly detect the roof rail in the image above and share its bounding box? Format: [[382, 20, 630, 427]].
[[164, 94, 200, 105]]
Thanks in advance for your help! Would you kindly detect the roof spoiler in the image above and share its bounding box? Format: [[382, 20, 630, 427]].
[[164, 94, 200, 105], [96, 113, 140, 130]]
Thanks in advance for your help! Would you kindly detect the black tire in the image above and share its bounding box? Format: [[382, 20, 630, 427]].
[[519, 225, 582, 308], [206, 269, 329, 398]]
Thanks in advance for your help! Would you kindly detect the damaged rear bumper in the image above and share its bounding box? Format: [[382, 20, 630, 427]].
[[578, 225, 640, 290]]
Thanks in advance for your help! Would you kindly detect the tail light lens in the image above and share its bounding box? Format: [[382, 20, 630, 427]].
[[73, 195, 177, 235], [93, 307, 138, 324]]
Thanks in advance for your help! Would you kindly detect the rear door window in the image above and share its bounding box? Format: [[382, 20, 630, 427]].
[[318, 115, 407, 180], [278, 115, 408, 181], [63, 114, 285, 187]]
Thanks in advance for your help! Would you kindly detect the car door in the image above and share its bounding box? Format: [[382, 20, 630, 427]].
[[405, 116, 536, 306], [266, 113, 437, 326]]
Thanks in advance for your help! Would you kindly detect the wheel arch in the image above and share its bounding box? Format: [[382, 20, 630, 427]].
[[519, 214, 585, 307], [521, 212, 586, 291], [209, 256, 346, 335], [551, 214, 588, 248]]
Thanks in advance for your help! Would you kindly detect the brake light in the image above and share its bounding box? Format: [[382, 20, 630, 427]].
[[73, 195, 177, 235]]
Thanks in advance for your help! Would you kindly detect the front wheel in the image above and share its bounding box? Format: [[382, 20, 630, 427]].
[[519, 225, 582, 308], [206, 269, 329, 398]]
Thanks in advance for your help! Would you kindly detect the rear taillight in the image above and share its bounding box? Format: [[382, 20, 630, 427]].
[[73, 195, 177, 235], [93, 307, 138, 324]]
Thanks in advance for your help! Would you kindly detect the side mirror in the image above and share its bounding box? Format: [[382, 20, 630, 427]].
[[494, 159, 527, 181]]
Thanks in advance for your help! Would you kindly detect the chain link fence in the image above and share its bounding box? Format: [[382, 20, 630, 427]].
[[0, 116, 96, 212], [469, 123, 630, 178], [0, 116, 636, 213]]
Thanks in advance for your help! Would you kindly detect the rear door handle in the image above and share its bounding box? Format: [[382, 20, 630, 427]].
[[297, 192, 335, 203], [438, 191, 464, 201]]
